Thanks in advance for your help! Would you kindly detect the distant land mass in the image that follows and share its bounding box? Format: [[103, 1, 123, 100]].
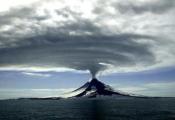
[[17, 78, 160, 100]]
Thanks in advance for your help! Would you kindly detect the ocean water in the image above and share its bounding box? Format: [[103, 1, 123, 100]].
[[0, 98, 175, 120]]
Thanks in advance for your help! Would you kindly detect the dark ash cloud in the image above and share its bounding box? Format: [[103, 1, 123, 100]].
[[0, 0, 175, 77], [0, 32, 156, 77]]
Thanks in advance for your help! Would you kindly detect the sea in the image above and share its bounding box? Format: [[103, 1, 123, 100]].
[[0, 97, 175, 120]]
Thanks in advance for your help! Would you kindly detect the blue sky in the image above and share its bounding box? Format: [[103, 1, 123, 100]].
[[1, 66, 175, 89], [0, 66, 175, 99]]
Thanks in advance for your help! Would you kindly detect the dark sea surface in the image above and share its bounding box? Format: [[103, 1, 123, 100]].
[[0, 98, 175, 120]]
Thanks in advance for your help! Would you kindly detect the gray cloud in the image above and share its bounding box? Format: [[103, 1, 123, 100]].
[[0, 0, 175, 77], [116, 0, 175, 15], [0, 32, 156, 77], [93, 0, 175, 15]]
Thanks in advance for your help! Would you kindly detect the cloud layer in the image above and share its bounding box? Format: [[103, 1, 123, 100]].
[[0, 0, 175, 77]]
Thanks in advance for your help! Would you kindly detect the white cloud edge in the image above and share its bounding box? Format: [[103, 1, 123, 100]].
[[22, 72, 51, 77]]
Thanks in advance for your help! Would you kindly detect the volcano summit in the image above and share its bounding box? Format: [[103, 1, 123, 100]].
[[67, 78, 133, 98]]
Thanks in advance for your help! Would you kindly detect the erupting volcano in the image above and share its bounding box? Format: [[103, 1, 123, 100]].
[[67, 77, 133, 98]]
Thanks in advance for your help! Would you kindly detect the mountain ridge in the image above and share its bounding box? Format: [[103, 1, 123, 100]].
[[67, 78, 133, 98]]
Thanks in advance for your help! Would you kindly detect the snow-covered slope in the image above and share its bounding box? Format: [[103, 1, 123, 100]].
[[66, 78, 133, 98]]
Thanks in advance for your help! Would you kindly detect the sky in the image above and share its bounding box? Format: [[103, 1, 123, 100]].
[[0, 0, 175, 99]]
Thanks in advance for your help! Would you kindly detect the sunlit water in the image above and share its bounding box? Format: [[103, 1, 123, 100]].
[[0, 98, 175, 120]]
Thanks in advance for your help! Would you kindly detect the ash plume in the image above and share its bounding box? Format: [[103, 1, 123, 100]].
[[0, 0, 175, 76]]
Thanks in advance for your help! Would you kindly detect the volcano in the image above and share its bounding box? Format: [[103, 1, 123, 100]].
[[67, 78, 133, 98]]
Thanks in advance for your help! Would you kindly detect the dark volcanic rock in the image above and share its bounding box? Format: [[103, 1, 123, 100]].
[[18, 97, 62, 100], [68, 78, 132, 98]]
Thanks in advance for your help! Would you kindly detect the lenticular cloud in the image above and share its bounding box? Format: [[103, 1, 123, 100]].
[[0, 0, 175, 77], [0, 33, 156, 77]]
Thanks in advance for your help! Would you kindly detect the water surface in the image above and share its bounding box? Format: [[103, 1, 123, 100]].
[[0, 98, 175, 120]]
